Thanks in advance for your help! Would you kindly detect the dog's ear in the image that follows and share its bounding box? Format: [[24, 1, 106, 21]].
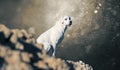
[[60, 16, 64, 24]]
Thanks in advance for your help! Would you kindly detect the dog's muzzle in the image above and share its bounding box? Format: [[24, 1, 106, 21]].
[[69, 21, 72, 26]]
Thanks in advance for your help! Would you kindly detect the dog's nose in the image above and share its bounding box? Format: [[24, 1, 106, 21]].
[[69, 21, 72, 26]]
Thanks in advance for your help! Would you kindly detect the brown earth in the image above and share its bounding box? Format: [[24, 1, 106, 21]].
[[0, 24, 93, 70]]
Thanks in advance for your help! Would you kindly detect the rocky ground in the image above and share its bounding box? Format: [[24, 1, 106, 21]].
[[0, 24, 93, 70]]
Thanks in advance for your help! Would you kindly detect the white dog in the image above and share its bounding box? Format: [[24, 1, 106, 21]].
[[36, 16, 72, 56]]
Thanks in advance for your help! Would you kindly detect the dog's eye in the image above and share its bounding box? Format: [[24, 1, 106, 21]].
[[65, 18, 67, 20]]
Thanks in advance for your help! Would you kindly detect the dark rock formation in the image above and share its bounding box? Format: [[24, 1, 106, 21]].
[[0, 24, 93, 70]]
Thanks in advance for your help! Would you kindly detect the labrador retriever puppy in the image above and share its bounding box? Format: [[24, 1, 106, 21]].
[[37, 16, 72, 56]]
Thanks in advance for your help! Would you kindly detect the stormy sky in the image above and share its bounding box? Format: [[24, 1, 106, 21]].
[[0, 0, 120, 70]]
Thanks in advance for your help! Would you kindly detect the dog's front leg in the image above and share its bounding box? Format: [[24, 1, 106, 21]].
[[52, 44, 56, 57], [52, 49, 56, 57]]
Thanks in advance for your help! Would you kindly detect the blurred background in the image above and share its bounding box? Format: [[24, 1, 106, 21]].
[[0, 0, 120, 70]]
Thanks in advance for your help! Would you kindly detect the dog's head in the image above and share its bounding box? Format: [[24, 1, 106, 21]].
[[61, 16, 72, 27]]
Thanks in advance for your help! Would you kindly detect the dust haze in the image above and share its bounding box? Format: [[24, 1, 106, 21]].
[[0, 0, 120, 70]]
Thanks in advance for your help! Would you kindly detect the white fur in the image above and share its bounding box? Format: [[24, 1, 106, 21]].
[[36, 16, 72, 56]]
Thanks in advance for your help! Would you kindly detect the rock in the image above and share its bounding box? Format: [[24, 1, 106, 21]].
[[0, 24, 11, 39], [66, 60, 93, 70], [34, 61, 48, 69], [6, 62, 32, 70], [0, 24, 93, 70], [5, 51, 21, 64], [20, 52, 32, 63], [16, 42, 24, 50]]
